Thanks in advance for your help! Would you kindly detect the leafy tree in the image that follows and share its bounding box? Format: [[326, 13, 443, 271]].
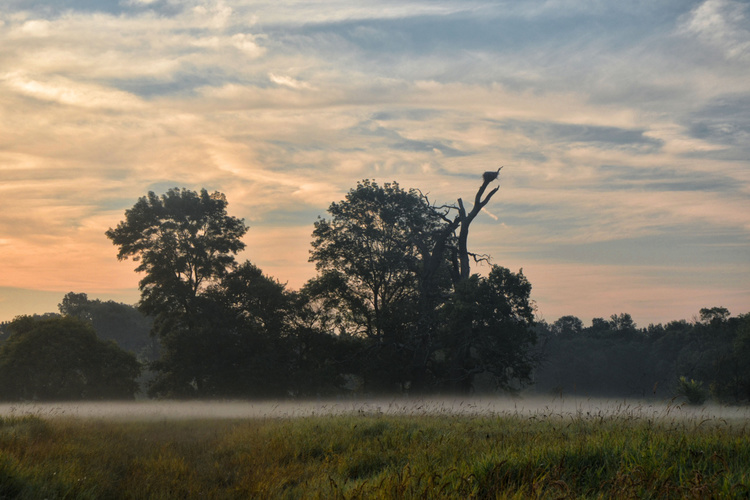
[[310, 180, 445, 340], [550, 315, 584, 337], [107, 188, 248, 396], [700, 307, 730, 327], [440, 266, 537, 392], [106, 188, 248, 333], [0, 316, 140, 400], [59, 292, 93, 321], [610, 313, 637, 332], [309, 180, 450, 391], [677, 376, 707, 405], [308, 176, 536, 394], [59, 292, 156, 360]]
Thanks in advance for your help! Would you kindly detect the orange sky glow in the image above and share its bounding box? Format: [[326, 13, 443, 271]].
[[1, 0, 749, 327]]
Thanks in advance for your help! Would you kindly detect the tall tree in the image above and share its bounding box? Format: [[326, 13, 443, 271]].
[[310, 180, 445, 341], [309, 180, 447, 390], [106, 188, 248, 332], [106, 188, 248, 396], [308, 174, 537, 394]]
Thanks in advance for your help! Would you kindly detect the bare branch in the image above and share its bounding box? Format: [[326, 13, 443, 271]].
[[467, 251, 492, 265]]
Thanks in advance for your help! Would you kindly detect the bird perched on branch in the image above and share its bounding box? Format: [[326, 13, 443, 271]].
[[482, 167, 503, 184]]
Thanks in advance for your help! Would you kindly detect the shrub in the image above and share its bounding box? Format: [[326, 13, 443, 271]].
[[0, 316, 141, 400], [677, 376, 707, 405]]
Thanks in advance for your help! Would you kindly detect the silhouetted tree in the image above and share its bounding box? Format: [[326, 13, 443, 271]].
[[59, 292, 156, 360], [610, 313, 636, 332], [107, 188, 248, 396], [551, 315, 584, 337], [106, 188, 248, 335], [0, 316, 140, 400], [308, 180, 449, 391], [700, 307, 730, 327], [533, 309, 750, 401], [308, 175, 536, 394], [440, 266, 537, 392]]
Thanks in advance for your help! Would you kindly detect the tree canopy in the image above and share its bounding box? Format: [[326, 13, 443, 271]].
[[59, 292, 156, 361], [308, 176, 536, 393], [309, 180, 445, 339], [105, 188, 248, 329], [533, 309, 750, 403], [106, 188, 252, 397]]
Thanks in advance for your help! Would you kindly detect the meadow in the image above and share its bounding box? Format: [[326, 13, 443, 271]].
[[1, 399, 749, 499]]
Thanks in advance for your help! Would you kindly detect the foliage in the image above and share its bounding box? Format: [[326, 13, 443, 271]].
[[439, 266, 537, 392], [105, 188, 248, 331], [550, 315, 584, 337], [733, 315, 750, 401], [107, 188, 252, 397], [534, 308, 750, 402], [309, 179, 447, 341], [105, 183, 347, 399], [284, 289, 350, 397], [143, 261, 344, 399], [1, 410, 749, 498], [700, 306, 731, 326], [677, 376, 708, 405], [101, 179, 538, 397], [58, 292, 156, 360], [0, 316, 140, 400], [308, 178, 536, 394], [308, 180, 450, 392]]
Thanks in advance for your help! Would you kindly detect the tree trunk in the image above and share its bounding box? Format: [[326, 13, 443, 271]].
[[455, 171, 501, 282], [408, 170, 502, 394]]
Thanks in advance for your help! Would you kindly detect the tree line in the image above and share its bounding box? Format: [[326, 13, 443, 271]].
[[532, 308, 750, 403], [0, 175, 747, 402]]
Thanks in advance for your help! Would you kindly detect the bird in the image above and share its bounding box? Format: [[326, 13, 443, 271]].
[[482, 167, 503, 183]]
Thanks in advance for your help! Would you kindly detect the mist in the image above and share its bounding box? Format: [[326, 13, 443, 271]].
[[3, 397, 750, 422]]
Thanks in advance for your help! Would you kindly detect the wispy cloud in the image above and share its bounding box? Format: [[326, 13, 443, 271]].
[[680, 0, 750, 61]]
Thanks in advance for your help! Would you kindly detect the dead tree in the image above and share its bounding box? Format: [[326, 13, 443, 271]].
[[407, 168, 503, 393], [454, 167, 502, 282]]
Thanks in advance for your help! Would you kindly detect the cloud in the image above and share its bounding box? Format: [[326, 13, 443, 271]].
[[496, 120, 663, 151], [269, 73, 314, 90], [596, 165, 738, 193], [684, 93, 750, 146], [1, 72, 144, 109], [0, 0, 748, 324], [680, 0, 750, 61]]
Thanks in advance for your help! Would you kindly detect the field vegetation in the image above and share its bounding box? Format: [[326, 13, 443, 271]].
[[1, 403, 749, 498]]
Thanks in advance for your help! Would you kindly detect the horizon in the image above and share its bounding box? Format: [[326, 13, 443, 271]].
[[0, 275, 741, 329], [1, 0, 748, 327]]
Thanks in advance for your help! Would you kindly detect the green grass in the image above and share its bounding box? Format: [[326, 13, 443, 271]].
[[0, 409, 749, 499]]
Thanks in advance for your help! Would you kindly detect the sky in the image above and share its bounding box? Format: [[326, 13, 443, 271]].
[[1, 0, 748, 327]]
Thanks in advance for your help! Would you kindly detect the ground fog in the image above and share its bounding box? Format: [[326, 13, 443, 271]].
[[2, 397, 749, 422]]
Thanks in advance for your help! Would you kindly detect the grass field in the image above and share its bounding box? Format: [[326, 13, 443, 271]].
[[1, 401, 749, 499]]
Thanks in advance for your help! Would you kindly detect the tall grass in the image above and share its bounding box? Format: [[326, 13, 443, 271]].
[[0, 406, 748, 498]]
